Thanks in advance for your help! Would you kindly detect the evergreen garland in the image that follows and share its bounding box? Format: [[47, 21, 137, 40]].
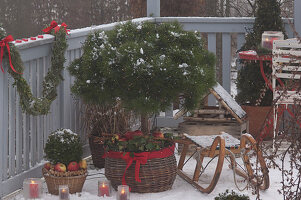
[[0, 24, 67, 115], [236, 0, 286, 106], [69, 21, 216, 115]]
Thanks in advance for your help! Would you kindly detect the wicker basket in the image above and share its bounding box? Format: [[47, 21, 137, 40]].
[[105, 149, 177, 193], [89, 135, 105, 168], [42, 168, 87, 195]]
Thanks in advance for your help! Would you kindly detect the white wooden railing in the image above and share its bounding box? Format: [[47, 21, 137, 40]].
[[0, 17, 295, 198]]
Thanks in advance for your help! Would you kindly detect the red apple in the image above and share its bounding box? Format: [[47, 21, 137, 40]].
[[44, 162, 52, 170], [152, 131, 164, 139], [79, 160, 87, 169], [55, 163, 66, 172], [67, 161, 79, 171]]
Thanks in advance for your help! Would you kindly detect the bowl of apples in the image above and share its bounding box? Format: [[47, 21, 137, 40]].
[[42, 129, 88, 195]]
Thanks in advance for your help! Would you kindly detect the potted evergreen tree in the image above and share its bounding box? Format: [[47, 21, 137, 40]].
[[69, 20, 216, 192], [236, 0, 286, 138]]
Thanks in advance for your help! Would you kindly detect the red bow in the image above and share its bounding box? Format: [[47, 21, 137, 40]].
[[43, 20, 68, 34], [122, 152, 149, 185], [103, 145, 175, 190], [0, 35, 22, 74]]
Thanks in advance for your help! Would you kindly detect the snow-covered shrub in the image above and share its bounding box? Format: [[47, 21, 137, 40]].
[[44, 129, 83, 165], [214, 190, 250, 200], [68, 21, 216, 116]]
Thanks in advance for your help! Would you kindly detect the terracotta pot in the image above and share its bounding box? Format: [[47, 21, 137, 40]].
[[242, 105, 273, 140]]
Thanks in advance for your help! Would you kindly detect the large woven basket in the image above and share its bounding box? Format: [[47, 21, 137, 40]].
[[105, 148, 177, 193], [42, 168, 87, 195], [89, 135, 105, 168]]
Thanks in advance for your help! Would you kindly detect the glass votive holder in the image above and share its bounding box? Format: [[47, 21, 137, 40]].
[[59, 185, 70, 200], [117, 185, 130, 200], [23, 178, 43, 199], [261, 31, 284, 50], [98, 178, 112, 197]]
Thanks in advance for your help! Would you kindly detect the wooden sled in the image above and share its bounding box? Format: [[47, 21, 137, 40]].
[[175, 133, 269, 193]]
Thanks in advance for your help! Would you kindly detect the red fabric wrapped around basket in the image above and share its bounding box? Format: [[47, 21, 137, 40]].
[[103, 145, 175, 187]]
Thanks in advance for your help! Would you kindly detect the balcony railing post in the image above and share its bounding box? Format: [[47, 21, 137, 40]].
[[295, 0, 301, 35], [147, 0, 160, 17]]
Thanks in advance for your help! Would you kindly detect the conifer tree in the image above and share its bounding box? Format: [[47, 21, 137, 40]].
[[236, 0, 286, 106]]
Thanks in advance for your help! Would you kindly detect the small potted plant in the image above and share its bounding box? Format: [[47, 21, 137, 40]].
[[236, 0, 286, 139], [103, 130, 177, 193], [43, 129, 88, 195]]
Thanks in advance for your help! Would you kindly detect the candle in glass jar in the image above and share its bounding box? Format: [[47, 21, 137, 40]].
[[262, 38, 273, 49], [29, 180, 39, 198], [117, 185, 129, 200], [59, 185, 70, 200], [120, 188, 127, 200], [23, 178, 42, 199], [98, 179, 111, 197]]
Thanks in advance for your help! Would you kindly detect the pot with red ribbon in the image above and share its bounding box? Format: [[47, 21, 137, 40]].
[[103, 131, 177, 193]]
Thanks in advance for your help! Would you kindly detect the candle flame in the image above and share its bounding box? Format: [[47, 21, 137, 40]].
[[121, 189, 125, 194], [30, 180, 35, 184], [62, 189, 66, 192], [102, 183, 105, 188], [265, 38, 269, 41]]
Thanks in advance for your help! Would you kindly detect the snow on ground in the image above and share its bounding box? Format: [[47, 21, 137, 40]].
[[14, 154, 284, 200]]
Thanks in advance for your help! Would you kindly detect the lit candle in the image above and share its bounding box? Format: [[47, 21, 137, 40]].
[[23, 178, 42, 199], [119, 188, 127, 200], [29, 180, 39, 198], [59, 185, 70, 200], [98, 179, 111, 197], [117, 185, 129, 200], [263, 38, 273, 49]]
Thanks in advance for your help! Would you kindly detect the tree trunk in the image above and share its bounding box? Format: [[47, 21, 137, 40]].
[[141, 113, 149, 134]]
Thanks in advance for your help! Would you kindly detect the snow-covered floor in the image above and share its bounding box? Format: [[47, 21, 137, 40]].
[[14, 154, 284, 200]]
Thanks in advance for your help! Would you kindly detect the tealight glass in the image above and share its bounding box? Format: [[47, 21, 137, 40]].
[[117, 185, 130, 200], [59, 185, 70, 200], [23, 178, 43, 199], [98, 178, 112, 197]]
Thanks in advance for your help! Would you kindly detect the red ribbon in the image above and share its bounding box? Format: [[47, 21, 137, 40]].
[[0, 35, 22, 74], [43, 20, 68, 34], [103, 145, 175, 188]]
